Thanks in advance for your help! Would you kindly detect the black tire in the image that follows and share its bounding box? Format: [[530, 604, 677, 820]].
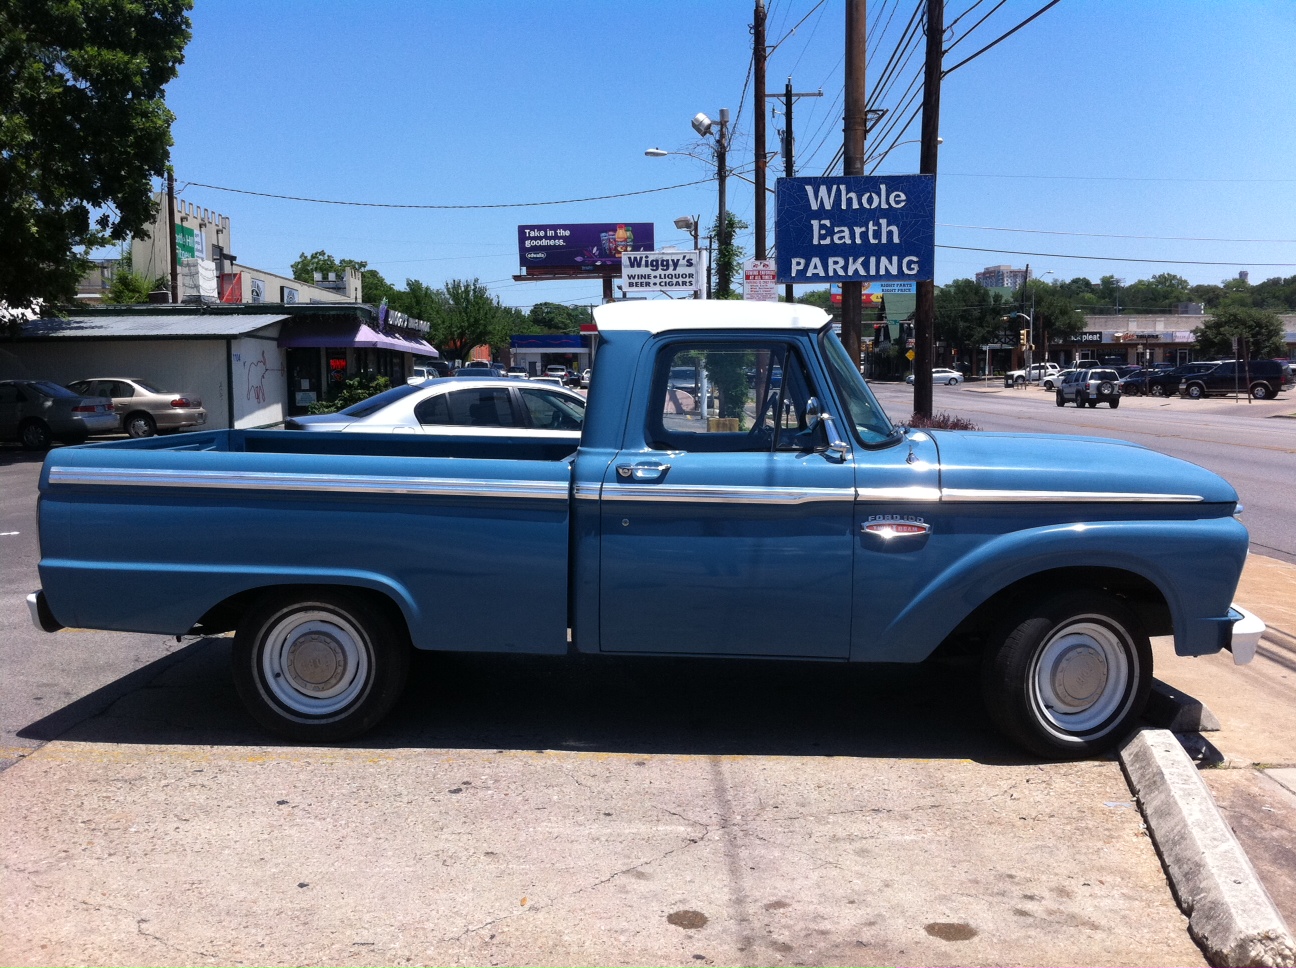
[[124, 411, 156, 438], [1055, 392, 1065, 407], [1250, 383, 1270, 400], [947, 378, 958, 386], [19, 419, 51, 451], [1087, 399, 1098, 408], [232, 591, 411, 742], [982, 590, 1152, 758], [1185, 383, 1205, 400], [1109, 398, 1120, 409], [1150, 385, 1166, 397], [1013, 376, 1026, 386], [1075, 395, 1086, 408]]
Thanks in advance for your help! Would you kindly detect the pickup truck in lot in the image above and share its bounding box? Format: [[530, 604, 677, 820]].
[[28, 302, 1264, 758]]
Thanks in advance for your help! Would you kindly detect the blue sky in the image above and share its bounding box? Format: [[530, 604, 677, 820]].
[[162, 0, 1296, 309]]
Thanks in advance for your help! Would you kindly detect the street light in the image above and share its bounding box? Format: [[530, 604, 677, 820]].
[[673, 215, 705, 298], [646, 107, 731, 295]]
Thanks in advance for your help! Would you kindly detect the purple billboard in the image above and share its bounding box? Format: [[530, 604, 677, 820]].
[[518, 222, 655, 272]]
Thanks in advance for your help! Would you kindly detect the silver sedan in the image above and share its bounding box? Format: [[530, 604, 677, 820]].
[[284, 377, 586, 438], [906, 367, 964, 386]]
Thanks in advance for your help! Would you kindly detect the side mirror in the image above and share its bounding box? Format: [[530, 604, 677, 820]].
[[793, 396, 850, 463]]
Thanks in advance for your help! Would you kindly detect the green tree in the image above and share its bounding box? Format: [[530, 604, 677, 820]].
[[1120, 273, 1191, 314], [434, 278, 506, 361], [1193, 307, 1285, 359], [391, 278, 446, 323], [797, 289, 833, 312], [0, 0, 193, 331], [712, 211, 748, 298], [103, 250, 167, 305], [528, 302, 586, 334], [934, 278, 1007, 350]]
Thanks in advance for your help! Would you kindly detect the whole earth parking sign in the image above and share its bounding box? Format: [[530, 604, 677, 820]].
[[775, 175, 935, 284]]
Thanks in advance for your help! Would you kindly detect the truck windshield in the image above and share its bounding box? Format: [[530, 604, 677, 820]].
[[818, 328, 896, 445]]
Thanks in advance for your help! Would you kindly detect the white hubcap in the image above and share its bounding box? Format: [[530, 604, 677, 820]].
[[1033, 618, 1133, 734], [262, 611, 370, 715]]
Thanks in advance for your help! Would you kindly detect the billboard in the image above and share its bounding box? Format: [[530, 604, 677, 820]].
[[775, 175, 935, 284], [518, 222, 654, 272]]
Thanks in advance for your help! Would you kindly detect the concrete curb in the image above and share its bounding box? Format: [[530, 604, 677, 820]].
[[1120, 729, 1296, 967]]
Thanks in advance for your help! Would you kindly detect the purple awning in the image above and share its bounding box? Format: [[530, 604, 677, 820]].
[[277, 320, 437, 357]]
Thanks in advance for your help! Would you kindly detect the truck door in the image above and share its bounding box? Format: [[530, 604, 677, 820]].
[[598, 338, 856, 658]]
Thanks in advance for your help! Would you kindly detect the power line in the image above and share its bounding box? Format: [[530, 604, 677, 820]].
[[942, 0, 1063, 76], [937, 244, 1296, 267], [181, 178, 716, 210], [767, 0, 828, 54], [939, 223, 1296, 244]]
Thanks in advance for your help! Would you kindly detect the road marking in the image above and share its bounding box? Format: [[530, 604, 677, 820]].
[[0, 531, 18, 536]]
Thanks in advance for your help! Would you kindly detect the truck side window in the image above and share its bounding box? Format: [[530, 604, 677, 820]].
[[647, 342, 815, 452]]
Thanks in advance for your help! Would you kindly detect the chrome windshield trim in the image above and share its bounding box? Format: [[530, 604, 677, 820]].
[[856, 486, 942, 502], [940, 488, 1204, 504], [47, 467, 569, 501], [602, 484, 855, 505]]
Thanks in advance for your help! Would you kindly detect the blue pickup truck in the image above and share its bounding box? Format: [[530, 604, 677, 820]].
[[28, 301, 1264, 757]]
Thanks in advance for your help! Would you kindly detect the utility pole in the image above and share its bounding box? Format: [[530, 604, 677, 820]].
[[840, 0, 867, 366], [770, 78, 823, 302], [715, 108, 730, 295], [912, 0, 943, 419], [754, 0, 768, 260], [166, 169, 179, 303]]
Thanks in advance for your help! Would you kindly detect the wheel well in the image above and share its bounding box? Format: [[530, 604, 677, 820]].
[[930, 566, 1171, 659], [124, 409, 153, 423], [189, 583, 411, 640]]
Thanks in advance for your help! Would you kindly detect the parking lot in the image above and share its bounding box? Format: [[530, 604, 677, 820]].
[[1, 412, 1290, 965]]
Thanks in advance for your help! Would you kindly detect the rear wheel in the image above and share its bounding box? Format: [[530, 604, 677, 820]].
[[1087, 399, 1098, 408], [1055, 392, 1065, 407], [1150, 385, 1166, 397], [18, 419, 51, 451], [1185, 383, 1205, 400], [1251, 383, 1271, 400], [124, 412, 156, 438], [1109, 398, 1120, 409], [1014, 375, 1026, 387], [232, 591, 411, 741], [982, 590, 1152, 758]]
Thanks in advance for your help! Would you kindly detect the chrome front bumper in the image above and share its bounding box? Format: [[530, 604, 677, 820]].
[[27, 591, 63, 633], [1226, 604, 1265, 665]]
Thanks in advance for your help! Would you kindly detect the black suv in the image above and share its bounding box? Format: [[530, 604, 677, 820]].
[[1056, 368, 1122, 408], [1138, 361, 1218, 397], [1180, 360, 1289, 400]]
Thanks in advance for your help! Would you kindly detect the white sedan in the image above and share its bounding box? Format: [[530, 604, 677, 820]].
[[284, 377, 586, 438], [905, 367, 964, 386]]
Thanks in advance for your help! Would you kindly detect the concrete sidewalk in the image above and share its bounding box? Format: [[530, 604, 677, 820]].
[[1154, 553, 1296, 931]]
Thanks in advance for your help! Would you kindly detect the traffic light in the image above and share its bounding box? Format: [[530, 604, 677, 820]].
[[1019, 329, 1029, 348]]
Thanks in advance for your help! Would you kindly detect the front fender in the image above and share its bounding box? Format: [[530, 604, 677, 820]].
[[859, 515, 1249, 662]]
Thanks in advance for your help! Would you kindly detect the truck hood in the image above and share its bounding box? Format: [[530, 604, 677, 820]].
[[926, 431, 1238, 506]]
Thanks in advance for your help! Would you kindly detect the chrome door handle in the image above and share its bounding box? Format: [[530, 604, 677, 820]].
[[616, 461, 671, 482]]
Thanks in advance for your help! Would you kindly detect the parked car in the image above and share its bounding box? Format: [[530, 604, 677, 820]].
[[529, 376, 566, 388], [285, 377, 586, 437], [1180, 360, 1290, 400], [1056, 368, 1122, 408], [1042, 368, 1075, 391], [506, 366, 530, 380], [65, 378, 206, 438], [1140, 362, 1218, 397], [581, 368, 591, 388], [1004, 362, 1060, 387], [452, 364, 506, 378], [906, 367, 963, 386], [0, 380, 118, 449], [407, 361, 451, 384]]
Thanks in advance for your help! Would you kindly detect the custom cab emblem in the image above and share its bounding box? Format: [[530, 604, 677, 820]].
[[862, 514, 932, 540]]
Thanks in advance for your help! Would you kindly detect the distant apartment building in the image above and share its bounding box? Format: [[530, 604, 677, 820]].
[[975, 264, 1031, 290]]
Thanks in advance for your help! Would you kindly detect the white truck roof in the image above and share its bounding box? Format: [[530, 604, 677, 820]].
[[593, 300, 831, 334]]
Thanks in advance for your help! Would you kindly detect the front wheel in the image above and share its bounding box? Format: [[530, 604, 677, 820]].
[[19, 419, 52, 450], [125, 412, 156, 438], [1087, 399, 1098, 408], [1055, 392, 1065, 407], [1150, 385, 1166, 397], [982, 591, 1152, 758], [1109, 398, 1120, 409], [232, 591, 411, 741]]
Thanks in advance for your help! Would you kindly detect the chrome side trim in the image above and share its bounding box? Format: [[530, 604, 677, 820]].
[[602, 484, 855, 505], [940, 488, 1204, 504], [856, 486, 942, 502], [47, 467, 569, 501], [573, 483, 602, 501]]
